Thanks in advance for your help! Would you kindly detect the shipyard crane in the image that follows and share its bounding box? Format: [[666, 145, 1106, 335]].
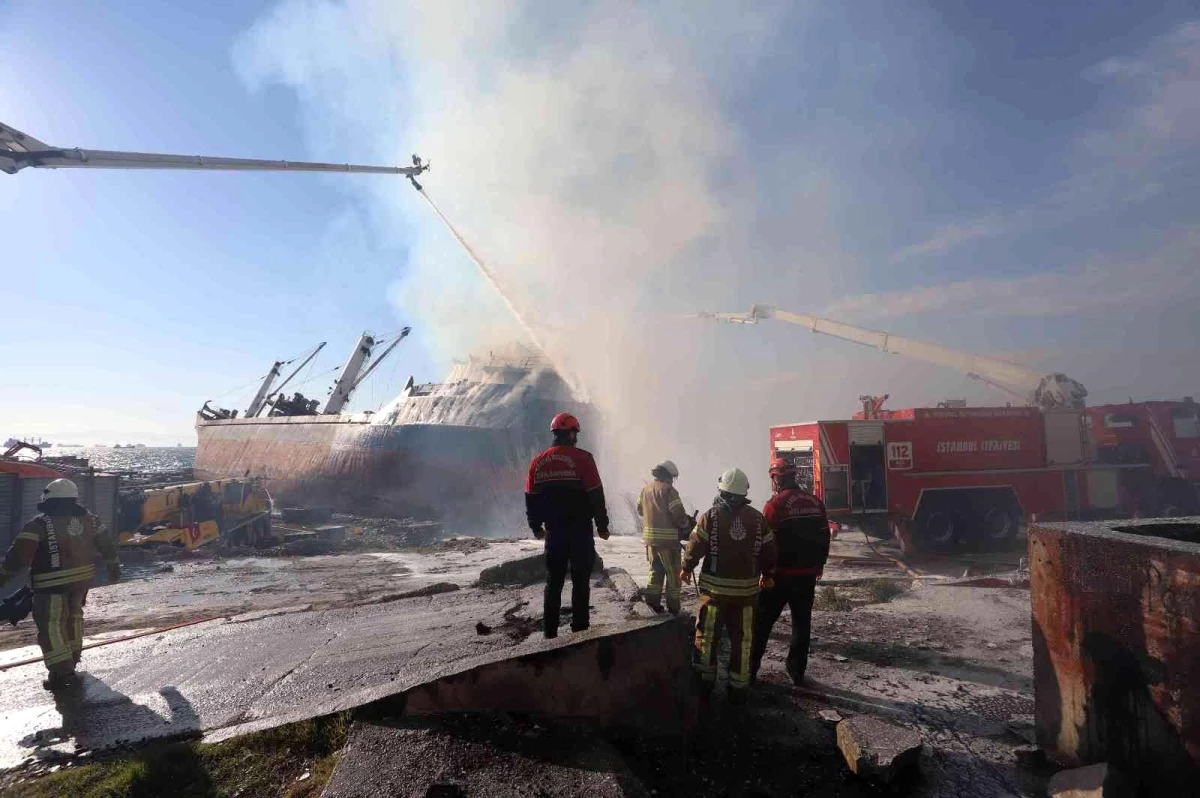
[[697, 304, 1088, 410], [0, 121, 428, 188]]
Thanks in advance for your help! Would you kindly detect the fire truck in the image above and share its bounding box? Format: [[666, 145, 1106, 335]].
[[699, 305, 1199, 552]]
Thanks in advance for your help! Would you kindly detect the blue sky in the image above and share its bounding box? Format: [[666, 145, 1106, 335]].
[[0, 1, 436, 444], [2, 1, 1198, 494]]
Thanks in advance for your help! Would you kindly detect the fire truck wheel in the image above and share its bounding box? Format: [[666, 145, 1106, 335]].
[[918, 509, 955, 548], [980, 505, 1019, 542]]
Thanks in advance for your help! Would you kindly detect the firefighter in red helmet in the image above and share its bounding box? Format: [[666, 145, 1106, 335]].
[[525, 412, 610, 638], [750, 457, 831, 686]]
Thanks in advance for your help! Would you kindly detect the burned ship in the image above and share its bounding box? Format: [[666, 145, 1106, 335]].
[[195, 332, 593, 527]]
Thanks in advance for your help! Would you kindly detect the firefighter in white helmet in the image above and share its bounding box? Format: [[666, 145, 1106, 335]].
[[680, 468, 777, 702], [636, 459, 694, 614], [0, 479, 120, 690]]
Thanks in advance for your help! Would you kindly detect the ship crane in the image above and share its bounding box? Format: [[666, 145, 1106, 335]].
[[697, 304, 1088, 410], [1, 121, 428, 188]]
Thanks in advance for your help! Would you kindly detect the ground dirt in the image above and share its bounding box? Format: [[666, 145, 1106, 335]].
[[3, 521, 1048, 797]]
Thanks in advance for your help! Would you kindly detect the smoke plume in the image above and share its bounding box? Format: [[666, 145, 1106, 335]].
[[236, 2, 1200, 515]]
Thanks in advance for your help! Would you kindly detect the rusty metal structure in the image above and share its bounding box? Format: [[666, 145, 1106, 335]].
[[195, 343, 595, 525], [1029, 518, 1200, 791]]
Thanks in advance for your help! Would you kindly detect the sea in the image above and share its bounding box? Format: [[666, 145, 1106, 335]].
[[53, 446, 197, 473]]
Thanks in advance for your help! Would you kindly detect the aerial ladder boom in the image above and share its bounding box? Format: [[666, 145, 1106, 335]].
[[698, 304, 1087, 409], [1, 121, 428, 187]]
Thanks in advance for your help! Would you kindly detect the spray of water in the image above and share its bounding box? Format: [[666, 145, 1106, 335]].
[[416, 187, 587, 401]]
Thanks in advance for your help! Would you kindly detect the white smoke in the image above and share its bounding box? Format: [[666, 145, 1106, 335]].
[[235, 3, 1200, 511]]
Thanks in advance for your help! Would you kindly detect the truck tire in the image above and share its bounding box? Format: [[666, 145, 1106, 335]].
[[980, 504, 1020, 544], [915, 507, 956, 551]]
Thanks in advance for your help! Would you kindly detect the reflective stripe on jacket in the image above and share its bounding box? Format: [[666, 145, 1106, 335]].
[[1, 512, 118, 592], [682, 501, 777, 605], [636, 479, 691, 544]]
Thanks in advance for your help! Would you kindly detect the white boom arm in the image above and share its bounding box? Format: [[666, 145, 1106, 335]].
[[699, 304, 1087, 409], [1, 121, 428, 185]]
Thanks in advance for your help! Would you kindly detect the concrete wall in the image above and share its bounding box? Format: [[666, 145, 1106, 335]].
[[398, 615, 697, 734], [1029, 518, 1200, 790]]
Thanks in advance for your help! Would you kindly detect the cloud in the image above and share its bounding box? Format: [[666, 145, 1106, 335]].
[[1081, 21, 1200, 162], [889, 19, 1200, 264], [890, 214, 1008, 261], [827, 227, 1200, 320]]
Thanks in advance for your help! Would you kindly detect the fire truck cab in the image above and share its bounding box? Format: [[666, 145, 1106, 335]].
[[771, 406, 1155, 553]]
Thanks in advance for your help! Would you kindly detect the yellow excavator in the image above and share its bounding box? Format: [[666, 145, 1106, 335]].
[[118, 478, 276, 550]]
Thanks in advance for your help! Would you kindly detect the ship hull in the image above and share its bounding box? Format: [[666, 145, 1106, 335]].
[[195, 415, 543, 530]]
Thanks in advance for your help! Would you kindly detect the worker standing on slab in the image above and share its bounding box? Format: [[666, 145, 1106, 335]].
[[0, 479, 120, 690], [680, 468, 777, 701], [525, 412, 610, 639], [750, 458, 831, 686], [636, 460, 694, 614]]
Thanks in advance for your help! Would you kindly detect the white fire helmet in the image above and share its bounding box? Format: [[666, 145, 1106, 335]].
[[657, 460, 680, 478], [42, 478, 79, 501], [717, 468, 749, 497]]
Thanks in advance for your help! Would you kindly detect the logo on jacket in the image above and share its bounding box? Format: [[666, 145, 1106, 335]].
[[66, 518, 84, 538], [729, 516, 747, 541]]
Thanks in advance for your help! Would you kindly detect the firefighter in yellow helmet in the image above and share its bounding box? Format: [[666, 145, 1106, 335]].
[[680, 468, 777, 702], [0, 479, 120, 689], [636, 460, 694, 614]]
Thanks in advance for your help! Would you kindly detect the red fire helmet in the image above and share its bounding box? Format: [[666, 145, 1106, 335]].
[[769, 457, 796, 476], [550, 412, 581, 433]]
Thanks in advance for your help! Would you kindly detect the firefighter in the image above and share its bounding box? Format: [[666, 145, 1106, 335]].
[[750, 457, 831, 686], [636, 460, 693, 614], [525, 412, 610, 639], [0, 479, 120, 689], [680, 468, 776, 701]]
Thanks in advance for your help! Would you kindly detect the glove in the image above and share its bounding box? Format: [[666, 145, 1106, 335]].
[[531, 525, 545, 540], [597, 526, 611, 541], [679, 568, 693, 585], [108, 565, 122, 584]]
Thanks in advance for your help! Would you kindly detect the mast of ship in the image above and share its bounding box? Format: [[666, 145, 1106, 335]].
[[323, 334, 377, 414], [245, 361, 284, 418]]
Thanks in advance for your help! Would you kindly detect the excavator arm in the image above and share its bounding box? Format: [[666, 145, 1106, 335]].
[[698, 304, 1087, 409]]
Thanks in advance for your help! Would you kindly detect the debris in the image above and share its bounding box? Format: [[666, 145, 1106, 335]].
[[298, 771, 311, 782], [832, 654, 849, 663], [478, 553, 604, 587], [986, 642, 998, 649], [818, 710, 843, 726], [475, 622, 492, 636], [1006, 716, 1037, 745], [835, 715, 923, 783], [1013, 746, 1046, 770], [281, 506, 333, 524], [1047, 763, 1131, 798], [354, 583, 460, 607], [604, 567, 642, 603], [156, 564, 175, 573]]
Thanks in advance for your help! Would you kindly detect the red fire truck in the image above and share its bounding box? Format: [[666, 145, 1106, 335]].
[[1086, 399, 1200, 516], [698, 305, 1199, 552], [769, 406, 1150, 551]]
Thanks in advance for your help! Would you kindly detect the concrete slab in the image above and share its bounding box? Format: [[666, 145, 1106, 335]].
[[0, 579, 662, 772], [322, 715, 650, 798]]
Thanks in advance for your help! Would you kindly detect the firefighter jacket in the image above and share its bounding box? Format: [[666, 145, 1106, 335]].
[[682, 499, 777, 605], [763, 488, 831, 577], [636, 479, 692, 545], [525, 445, 610, 532], [1, 510, 119, 593]]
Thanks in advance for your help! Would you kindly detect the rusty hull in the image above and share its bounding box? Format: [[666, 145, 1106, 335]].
[[1029, 518, 1200, 788], [194, 415, 538, 524]]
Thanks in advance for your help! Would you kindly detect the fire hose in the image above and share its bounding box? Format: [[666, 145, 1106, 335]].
[[0, 614, 226, 673]]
